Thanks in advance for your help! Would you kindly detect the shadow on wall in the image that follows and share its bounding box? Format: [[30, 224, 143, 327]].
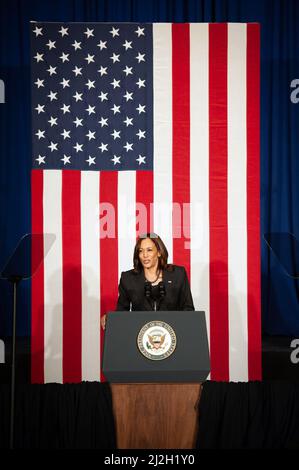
[[197, 259, 260, 381], [31, 265, 103, 383]]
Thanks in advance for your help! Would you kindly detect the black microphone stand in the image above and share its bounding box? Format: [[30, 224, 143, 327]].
[[156, 282, 165, 311], [9, 275, 21, 449]]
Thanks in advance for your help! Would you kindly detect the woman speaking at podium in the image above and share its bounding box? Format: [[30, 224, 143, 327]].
[[101, 233, 194, 329]]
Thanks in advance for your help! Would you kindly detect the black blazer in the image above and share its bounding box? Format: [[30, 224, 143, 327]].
[[116, 265, 194, 311]]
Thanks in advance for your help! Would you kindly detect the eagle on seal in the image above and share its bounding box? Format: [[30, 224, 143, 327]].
[[148, 334, 166, 350]]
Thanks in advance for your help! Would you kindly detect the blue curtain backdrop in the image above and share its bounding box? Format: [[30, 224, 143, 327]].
[[0, 0, 299, 337]]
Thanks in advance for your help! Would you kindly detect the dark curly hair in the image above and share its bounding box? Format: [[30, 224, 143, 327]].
[[133, 233, 172, 273]]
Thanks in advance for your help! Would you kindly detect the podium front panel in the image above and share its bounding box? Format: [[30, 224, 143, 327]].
[[102, 311, 210, 383]]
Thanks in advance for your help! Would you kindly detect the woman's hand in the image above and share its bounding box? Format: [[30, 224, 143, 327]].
[[100, 314, 107, 330]]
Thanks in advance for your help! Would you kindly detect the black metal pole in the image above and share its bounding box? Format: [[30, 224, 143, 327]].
[[10, 280, 17, 450]]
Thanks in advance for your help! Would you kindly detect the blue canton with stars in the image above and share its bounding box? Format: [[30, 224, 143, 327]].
[[31, 23, 153, 171]]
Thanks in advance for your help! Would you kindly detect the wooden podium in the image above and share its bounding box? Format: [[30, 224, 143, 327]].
[[111, 383, 202, 449], [105, 312, 208, 448]]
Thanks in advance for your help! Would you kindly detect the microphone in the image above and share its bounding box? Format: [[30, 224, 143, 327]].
[[156, 282, 166, 311], [158, 282, 166, 299], [144, 281, 166, 311], [144, 281, 156, 311], [144, 281, 152, 299]]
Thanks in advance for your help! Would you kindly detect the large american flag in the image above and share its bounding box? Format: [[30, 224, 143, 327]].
[[30, 22, 261, 383]]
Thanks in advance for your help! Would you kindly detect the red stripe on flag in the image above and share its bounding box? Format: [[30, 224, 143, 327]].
[[62, 171, 82, 383], [247, 24, 262, 380], [209, 24, 229, 381], [136, 171, 154, 236], [31, 170, 44, 384], [172, 23, 191, 278], [100, 171, 118, 381]]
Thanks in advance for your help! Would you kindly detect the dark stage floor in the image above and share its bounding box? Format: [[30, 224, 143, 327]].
[[0, 335, 298, 384]]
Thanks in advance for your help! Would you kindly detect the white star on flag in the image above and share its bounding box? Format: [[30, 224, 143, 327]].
[[85, 54, 95, 64], [73, 117, 83, 127], [99, 117, 108, 127], [48, 141, 58, 152], [72, 66, 82, 76], [33, 26, 43, 37], [110, 27, 119, 37], [123, 40, 132, 50], [46, 40, 56, 49], [34, 78, 44, 88], [123, 142, 133, 152], [98, 143, 108, 152], [47, 65, 57, 75], [123, 91, 133, 101], [60, 52, 69, 62], [110, 53, 120, 63], [61, 155, 71, 165], [48, 116, 58, 126], [123, 116, 133, 126], [61, 129, 71, 139], [98, 92, 108, 102], [136, 154, 146, 165], [84, 28, 94, 38], [86, 156, 96, 166], [85, 80, 95, 89], [111, 155, 121, 165], [111, 129, 121, 140], [135, 26, 145, 37], [35, 104, 45, 114], [35, 129, 45, 139], [97, 40, 107, 50], [73, 92, 83, 102], [72, 40, 81, 50], [136, 104, 146, 114], [60, 78, 70, 88], [136, 129, 146, 139], [86, 105, 96, 115], [123, 66, 133, 76], [136, 78, 146, 88], [60, 104, 70, 114], [86, 130, 96, 141], [35, 154, 45, 164], [136, 52, 145, 63], [111, 104, 121, 114], [58, 26, 69, 37], [110, 79, 120, 89], [47, 91, 58, 101], [73, 142, 83, 152], [98, 66, 108, 76], [34, 52, 44, 62]]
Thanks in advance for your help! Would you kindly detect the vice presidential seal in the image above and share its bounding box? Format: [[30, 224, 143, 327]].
[[137, 321, 177, 360]]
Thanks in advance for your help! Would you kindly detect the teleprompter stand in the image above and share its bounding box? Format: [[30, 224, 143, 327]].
[[0, 233, 55, 449], [263, 232, 299, 279]]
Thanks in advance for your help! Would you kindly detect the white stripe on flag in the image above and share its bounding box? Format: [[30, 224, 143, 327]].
[[190, 23, 210, 343], [118, 171, 136, 279], [81, 171, 100, 381], [153, 23, 173, 262], [43, 170, 63, 383], [228, 24, 248, 381]]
